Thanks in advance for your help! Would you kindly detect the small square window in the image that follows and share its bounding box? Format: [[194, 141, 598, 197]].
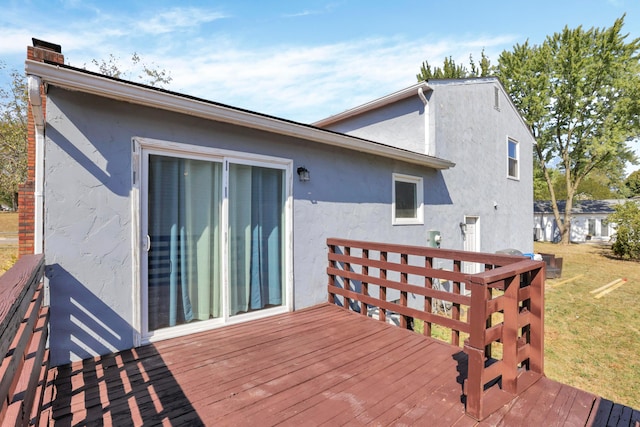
[[508, 138, 519, 179], [392, 174, 423, 225]]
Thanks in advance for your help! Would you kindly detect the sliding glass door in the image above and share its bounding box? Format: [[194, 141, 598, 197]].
[[228, 164, 284, 316], [141, 145, 289, 338], [147, 155, 222, 330]]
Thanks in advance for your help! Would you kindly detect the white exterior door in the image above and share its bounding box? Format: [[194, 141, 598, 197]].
[[463, 216, 481, 276]]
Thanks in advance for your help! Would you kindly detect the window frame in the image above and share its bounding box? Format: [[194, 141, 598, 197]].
[[392, 173, 424, 225], [507, 137, 519, 180]]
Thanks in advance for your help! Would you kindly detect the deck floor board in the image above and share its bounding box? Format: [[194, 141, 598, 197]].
[[45, 304, 635, 426]]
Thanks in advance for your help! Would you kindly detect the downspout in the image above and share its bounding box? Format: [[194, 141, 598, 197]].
[[28, 75, 44, 254], [417, 87, 433, 157]]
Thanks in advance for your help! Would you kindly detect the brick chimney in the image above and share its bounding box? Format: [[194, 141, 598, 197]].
[[18, 39, 64, 256], [27, 39, 64, 64]]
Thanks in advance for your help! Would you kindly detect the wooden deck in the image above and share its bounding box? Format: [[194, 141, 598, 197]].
[[40, 304, 631, 426]]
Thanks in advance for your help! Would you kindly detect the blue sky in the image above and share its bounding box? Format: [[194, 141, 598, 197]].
[[1, 0, 639, 172]]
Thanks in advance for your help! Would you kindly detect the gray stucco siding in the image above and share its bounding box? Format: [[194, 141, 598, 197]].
[[318, 80, 534, 255], [428, 81, 534, 253], [322, 97, 427, 154], [43, 88, 452, 365]]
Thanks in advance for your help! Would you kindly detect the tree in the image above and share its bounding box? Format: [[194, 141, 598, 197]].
[[497, 16, 640, 243], [625, 170, 640, 197], [417, 50, 493, 81], [0, 54, 171, 211], [89, 53, 172, 87], [576, 171, 624, 199], [610, 201, 640, 260], [534, 167, 622, 201], [0, 63, 28, 210]]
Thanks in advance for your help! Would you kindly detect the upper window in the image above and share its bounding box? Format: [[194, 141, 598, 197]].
[[392, 173, 423, 225], [507, 138, 519, 179]]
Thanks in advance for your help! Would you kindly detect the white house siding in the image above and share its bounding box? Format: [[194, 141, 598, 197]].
[[533, 200, 623, 243], [534, 213, 613, 243]]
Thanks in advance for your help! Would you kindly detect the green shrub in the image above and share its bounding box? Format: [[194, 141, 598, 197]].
[[610, 201, 640, 260]]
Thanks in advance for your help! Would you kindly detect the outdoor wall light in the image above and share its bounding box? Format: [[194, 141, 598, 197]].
[[459, 222, 467, 234], [297, 166, 310, 182]]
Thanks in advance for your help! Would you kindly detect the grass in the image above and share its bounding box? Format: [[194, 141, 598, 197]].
[[538, 241, 640, 409], [0, 212, 18, 275]]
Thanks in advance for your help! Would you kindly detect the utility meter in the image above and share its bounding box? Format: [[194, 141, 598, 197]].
[[428, 230, 441, 248]]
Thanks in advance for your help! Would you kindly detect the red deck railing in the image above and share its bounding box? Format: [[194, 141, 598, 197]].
[[327, 238, 545, 420], [0, 254, 49, 426]]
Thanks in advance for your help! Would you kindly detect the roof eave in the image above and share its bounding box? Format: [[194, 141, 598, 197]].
[[25, 60, 454, 170], [312, 81, 432, 128]]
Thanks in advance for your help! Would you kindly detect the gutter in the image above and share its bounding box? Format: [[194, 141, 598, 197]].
[[24, 60, 455, 170], [313, 82, 432, 128], [417, 87, 433, 157], [27, 75, 44, 254]]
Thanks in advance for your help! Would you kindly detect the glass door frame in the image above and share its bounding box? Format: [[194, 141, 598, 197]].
[[132, 137, 293, 345]]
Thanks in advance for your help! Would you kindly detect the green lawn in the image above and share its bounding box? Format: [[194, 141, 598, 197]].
[[0, 212, 18, 275], [538, 241, 640, 408], [412, 242, 639, 408]]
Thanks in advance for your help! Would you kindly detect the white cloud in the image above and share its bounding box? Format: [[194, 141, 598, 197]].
[[155, 34, 517, 122], [283, 10, 323, 18], [135, 8, 229, 35], [282, 3, 337, 18], [1, 2, 518, 123], [0, 29, 33, 55]]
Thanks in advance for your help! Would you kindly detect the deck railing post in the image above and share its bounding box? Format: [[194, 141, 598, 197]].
[[344, 246, 351, 311], [400, 253, 408, 329], [361, 249, 369, 316], [501, 275, 519, 394], [464, 278, 489, 420], [328, 244, 336, 305], [451, 260, 461, 346], [379, 251, 387, 323], [529, 266, 545, 374], [423, 256, 433, 337]]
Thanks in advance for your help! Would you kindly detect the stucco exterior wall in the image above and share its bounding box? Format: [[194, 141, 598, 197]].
[[430, 79, 534, 253], [322, 78, 535, 255], [322, 97, 427, 154], [44, 88, 455, 365]]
